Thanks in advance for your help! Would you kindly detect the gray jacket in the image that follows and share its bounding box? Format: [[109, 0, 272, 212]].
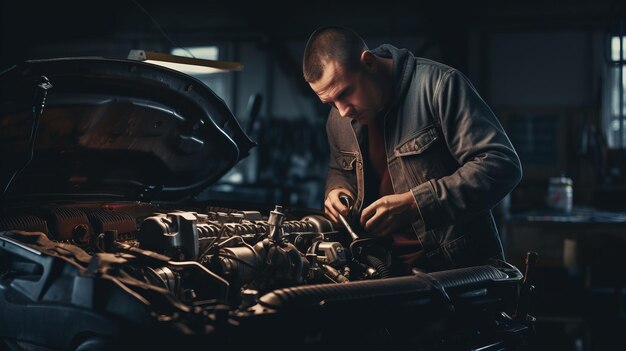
[[325, 44, 522, 271]]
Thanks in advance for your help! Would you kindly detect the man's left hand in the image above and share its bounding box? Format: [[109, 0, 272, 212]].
[[360, 191, 419, 236]]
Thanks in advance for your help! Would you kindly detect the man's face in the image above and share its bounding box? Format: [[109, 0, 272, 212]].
[[309, 60, 383, 125]]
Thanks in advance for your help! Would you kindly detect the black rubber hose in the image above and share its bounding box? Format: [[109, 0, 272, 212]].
[[364, 254, 393, 279], [259, 274, 433, 309], [258, 265, 516, 310]]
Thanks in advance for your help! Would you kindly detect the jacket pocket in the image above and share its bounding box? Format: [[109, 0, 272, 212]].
[[395, 126, 439, 156], [394, 126, 445, 185], [336, 151, 358, 171], [335, 150, 362, 214]]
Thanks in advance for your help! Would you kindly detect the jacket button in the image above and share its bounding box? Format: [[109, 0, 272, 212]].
[[342, 160, 347, 167]]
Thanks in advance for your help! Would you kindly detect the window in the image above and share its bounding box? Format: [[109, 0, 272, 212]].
[[604, 36, 626, 148]]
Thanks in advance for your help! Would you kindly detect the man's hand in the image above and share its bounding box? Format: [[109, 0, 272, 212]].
[[324, 188, 354, 226], [360, 191, 419, 236]]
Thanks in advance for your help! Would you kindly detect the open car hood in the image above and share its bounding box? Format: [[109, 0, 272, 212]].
[[0, 57, 255, 203]]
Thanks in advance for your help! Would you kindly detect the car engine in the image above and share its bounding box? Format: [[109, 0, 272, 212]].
[[0, 201, 534, 351]]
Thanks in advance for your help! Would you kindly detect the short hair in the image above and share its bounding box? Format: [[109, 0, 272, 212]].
[[302, 26, 368, 83]]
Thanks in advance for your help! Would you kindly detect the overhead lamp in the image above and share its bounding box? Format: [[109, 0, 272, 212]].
[[127, 50, 243, 74]]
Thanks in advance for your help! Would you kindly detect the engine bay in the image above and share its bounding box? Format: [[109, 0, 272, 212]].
[[0, 201, 533, 350], [1, 202, 355, 294]]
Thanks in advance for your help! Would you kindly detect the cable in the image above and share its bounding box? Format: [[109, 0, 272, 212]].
[[2, 76, 52, 198], [131, 0, 196, 59]]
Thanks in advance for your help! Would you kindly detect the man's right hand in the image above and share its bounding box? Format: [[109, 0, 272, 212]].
[[324, 188, 354, 226]]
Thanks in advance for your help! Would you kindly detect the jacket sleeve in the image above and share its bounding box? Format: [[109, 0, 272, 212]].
[[324, 110, 357, 200], [411, 69, 522, 230]]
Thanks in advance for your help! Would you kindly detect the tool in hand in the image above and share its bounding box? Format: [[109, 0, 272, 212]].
[[337, 193, 359, 241]]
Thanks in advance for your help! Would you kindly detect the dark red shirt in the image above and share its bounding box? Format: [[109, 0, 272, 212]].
[[367, 117, 425, 273]]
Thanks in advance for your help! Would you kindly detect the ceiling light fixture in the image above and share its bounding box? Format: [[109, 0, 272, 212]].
[[127, 50, 243, 74]]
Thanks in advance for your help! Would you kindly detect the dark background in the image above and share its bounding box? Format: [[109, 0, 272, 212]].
[[2, 0, 626, 349]]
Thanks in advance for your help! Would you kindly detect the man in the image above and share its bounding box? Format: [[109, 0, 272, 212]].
[[302, 26, 522, 274]]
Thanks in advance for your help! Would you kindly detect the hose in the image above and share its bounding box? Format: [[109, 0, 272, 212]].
[[364, 254, 392, 279]]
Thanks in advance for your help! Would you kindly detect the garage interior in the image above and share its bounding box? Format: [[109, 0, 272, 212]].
[[2, 0, 626, 349]]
